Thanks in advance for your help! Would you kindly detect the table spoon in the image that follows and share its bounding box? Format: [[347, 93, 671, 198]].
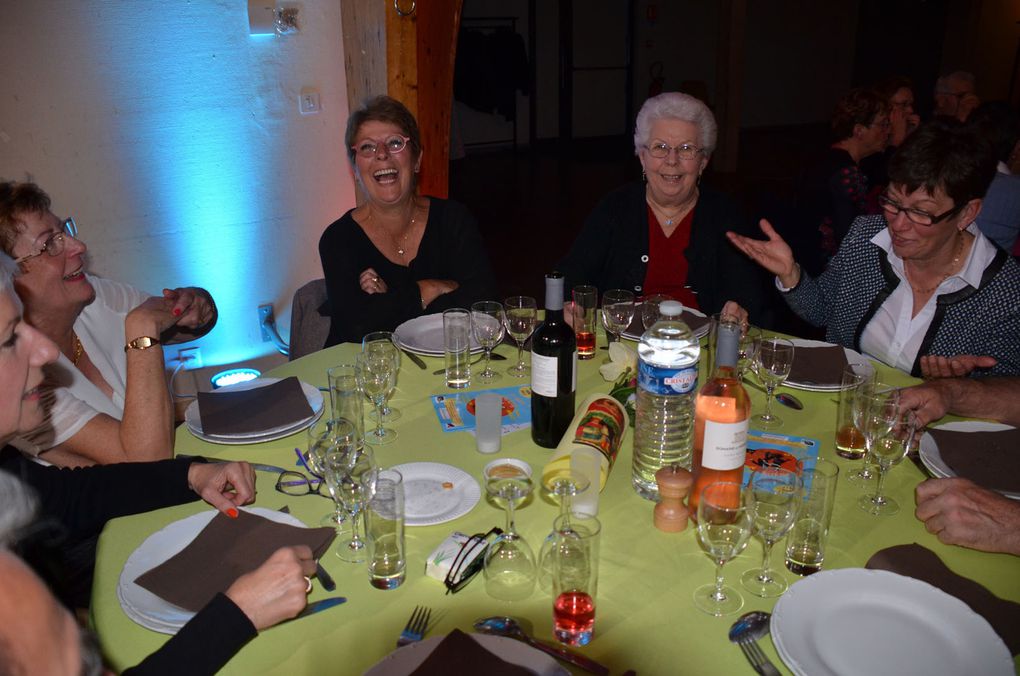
[[474, 616, 609, 675], [728, 611, 780, 676]]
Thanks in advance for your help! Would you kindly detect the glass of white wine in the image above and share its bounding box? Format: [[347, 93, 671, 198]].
[[694, 481, 753, 616], [362, 331, 401, 422], [849, 383, 900, 485], [471, 300, 506, 384], [504, 296, 538, 378], [859, 408, 917, 516], [357, 351, 398, 445], [483, 463, 536, 601]]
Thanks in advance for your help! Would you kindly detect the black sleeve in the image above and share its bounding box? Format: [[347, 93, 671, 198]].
[[557, 193, 618, 295], [122, 593, 257, 676], [319, 216, 423, 346], [420, 201, 497, 312], [0, 448, 197, 542]]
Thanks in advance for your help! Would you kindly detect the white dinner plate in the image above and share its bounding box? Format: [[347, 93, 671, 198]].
[[393, 314, 483, 356], [117, 507, 305, 634], [184, 377, 324, 444], [621, 306, 709, 341], [919, 421, 1020, 500], [783, 339, 868, 392], [771, 568, 1013, 676], [390, 462, 481, 526], [364, 633, 569, 675]]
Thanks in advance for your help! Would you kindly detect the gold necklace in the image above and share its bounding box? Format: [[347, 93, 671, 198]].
[[905, 233, 964, 295], [647, 193, 696, 227], [394, 214, 416, 257], [71, 333, 84, 367]]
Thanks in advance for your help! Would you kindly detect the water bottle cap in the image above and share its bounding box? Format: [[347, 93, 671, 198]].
[[659, 301, 684, 317]]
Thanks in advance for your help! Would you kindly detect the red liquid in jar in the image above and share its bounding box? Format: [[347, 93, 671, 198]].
[[576, 331, 596, 359], [554, 591, 596, 635]]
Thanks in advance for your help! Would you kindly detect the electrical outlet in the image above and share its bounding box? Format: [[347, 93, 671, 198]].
[[259, 304, 275, 342], [173, 347, 203, 370], [299, 89, 321, 115]]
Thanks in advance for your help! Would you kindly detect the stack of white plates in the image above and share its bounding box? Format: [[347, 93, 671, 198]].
[[783, 339, 867, 392], [117, 508, 305, 634], [919, 421, 1020, 500], [184, 377, 324, 445], [394, 314, 483, 356]]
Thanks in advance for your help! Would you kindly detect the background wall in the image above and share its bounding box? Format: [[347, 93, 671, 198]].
[[0, 0, 354, 373]]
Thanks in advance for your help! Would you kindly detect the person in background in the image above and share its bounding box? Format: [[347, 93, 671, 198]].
[[968, 102, 1020, 252], [0, 252, 315, 674], [862, 77, 921, 191], [727, 120, 1020, 379], [0, 181, 217, 467], [933, 70, 980, 122], [557, 91, 770, 325], [898, 377, 1020, 556], [793, 87, 890, 274], [319, 95, 496, 347]]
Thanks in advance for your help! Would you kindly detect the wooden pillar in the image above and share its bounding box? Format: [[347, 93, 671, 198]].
[[714, 0, 746, 173]]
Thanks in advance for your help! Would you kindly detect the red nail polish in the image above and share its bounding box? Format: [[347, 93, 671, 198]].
[[227, 508, 239, 519], [173, 308, 182, 317]]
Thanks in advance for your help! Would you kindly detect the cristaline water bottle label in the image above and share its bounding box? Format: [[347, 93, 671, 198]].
[[701, 418, 749, 470], [638, 361, 698, 395]]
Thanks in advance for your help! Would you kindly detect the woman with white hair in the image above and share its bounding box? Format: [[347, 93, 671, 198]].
[[558, 91, 768, 322]]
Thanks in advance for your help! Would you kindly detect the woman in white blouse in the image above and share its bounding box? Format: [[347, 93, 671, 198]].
[[0, 181, 217, 466], [727, 120, 1020, 379]]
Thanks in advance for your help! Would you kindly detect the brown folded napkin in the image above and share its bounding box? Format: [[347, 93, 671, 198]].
[[626, 309, 709, 336], [410, 629, 533, 676], [787, 344, 849, 386], [197, 376, 312, 436], [929, 427, 1020, 493], [866, 543, 1020, 654], [135, 509, 335, 612]]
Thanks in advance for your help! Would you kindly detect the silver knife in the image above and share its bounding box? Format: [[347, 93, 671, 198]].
[[402, 349, 428, 370], [295, 596, 347, 619], [277, 506, 337, 592]]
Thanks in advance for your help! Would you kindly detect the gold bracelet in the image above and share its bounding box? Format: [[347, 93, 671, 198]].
[[125, 336, 161, 352]]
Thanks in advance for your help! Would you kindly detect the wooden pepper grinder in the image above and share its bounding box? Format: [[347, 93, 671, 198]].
[[654, 465, 693, 532]]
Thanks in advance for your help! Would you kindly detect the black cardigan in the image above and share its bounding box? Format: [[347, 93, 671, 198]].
[[557, 181, 772, 325]]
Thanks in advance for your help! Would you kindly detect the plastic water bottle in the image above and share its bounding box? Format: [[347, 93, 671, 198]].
[[631, 300, 700, 500]]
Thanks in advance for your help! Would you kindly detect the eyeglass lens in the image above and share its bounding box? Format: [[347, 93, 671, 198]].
[[357, 136, 407, 157]]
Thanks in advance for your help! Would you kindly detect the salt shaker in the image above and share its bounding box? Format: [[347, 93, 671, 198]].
[[654, 465, 692, 532]]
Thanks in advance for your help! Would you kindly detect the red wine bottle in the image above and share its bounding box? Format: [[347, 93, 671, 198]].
[[531, 272, 577, 448]]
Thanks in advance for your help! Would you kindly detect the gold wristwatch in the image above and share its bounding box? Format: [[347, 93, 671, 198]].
[[124, 336, 161, 352]]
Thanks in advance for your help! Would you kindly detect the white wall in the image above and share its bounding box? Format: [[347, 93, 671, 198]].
[[0, 0, 354, 369]]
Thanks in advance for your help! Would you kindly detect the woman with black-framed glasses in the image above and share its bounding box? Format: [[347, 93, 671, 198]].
[[728, 120, 1020, 379]]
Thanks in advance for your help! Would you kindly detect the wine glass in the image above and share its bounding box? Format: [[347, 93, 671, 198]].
[[859, 406, 917, 515], [848, 384, 900, 485], [753, 337, 795, 428], [471, 300, 506, 384], [362, 331, 401, 422], [740, 467, 802, 597], [323, 443, 377, 562], [504, 296, 538, 378], [694, 481, 753, 616], [304, 417, 349, 529], [536, 469, 592, 591], [736, 326, 761, 380], [602, 289, 635, 352], [640, 293, 673, 330], [357, 351, 398, 445], [483, 464, 537, 601]]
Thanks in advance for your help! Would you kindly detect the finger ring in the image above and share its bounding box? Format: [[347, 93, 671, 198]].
[[372, 277, 379, 284], [304, 576, 313, 593]]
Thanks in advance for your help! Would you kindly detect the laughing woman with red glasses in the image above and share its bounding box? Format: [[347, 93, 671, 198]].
[[0, 181, 217, 467], [728, 120, 1020, 379]]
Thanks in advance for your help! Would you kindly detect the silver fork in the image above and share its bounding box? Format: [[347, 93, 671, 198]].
[[396, 606, 432, 648], [738, 637, 781, 676]]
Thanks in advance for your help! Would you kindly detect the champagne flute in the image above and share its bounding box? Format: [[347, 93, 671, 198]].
[[849, 384, 900, 485], [504, 296, 538, 378], [740, 467, 802, 597], [357, 351, 398, 445], [471, 300, 506, 384], [537, 469, 592, 591], [753, 337, 795, 428], [694, 481, 753, 616], [602, 289, 635, 351], [324, 443, 376, 562], [859, 407, 916, 515], [483, 464, 537, 601], [362, 331, 401, 422]]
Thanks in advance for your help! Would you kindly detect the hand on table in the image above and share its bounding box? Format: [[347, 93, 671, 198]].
[[919, 354, 996, 379], [188, 461, 256, 516], [162, 287, 217, 331], [226, 545, 317, 630], [915, 478, 1020, 556], [726, 219, 801, 289], [360, 268, 388, 294]]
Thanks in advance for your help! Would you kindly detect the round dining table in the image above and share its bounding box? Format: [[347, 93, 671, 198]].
[[92, 338, 1020, 674]]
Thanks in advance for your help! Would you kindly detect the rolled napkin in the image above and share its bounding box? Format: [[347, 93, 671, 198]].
[[786, 344, 849, 386], [197, 376, 313, 436], [866, 543, 1020, 654], [928, 427, 1020, 494], [410, 629, 533, 675], [135, 509, 335, 612]]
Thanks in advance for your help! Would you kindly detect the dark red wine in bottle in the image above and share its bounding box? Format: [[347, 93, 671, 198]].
[[531, 272, 577, 448]]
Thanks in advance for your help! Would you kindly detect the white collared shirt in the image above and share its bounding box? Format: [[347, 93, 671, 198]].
[[858, 224, 997, 372]]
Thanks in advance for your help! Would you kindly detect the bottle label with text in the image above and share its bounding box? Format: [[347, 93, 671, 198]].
[[701, 419, 749, 470], [637, 362, 698, 396], [532, 351, 577, 397]]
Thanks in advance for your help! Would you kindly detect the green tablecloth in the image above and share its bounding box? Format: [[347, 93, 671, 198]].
[[93, 341, 1020, 674]]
